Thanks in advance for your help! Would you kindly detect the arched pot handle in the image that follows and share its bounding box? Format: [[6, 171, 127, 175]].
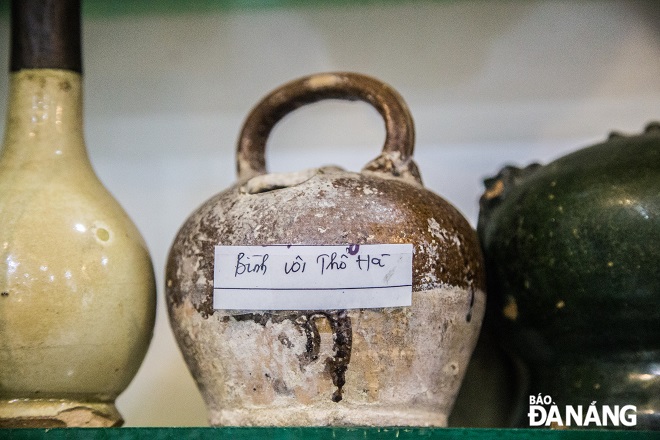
[[236, 72, 422, 185]]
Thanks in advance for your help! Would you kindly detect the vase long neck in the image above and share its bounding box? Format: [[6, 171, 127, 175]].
[[2, 0, 88, 165], [2, 70, 88, 163], [11, 0, 82, 73]]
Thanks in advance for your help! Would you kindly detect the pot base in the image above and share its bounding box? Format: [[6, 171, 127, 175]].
[[0, 399, 123, 427], [211, 404, 447, 427]]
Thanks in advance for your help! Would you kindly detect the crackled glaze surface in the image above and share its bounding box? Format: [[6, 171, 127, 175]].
[[0, 70, 156, 427]]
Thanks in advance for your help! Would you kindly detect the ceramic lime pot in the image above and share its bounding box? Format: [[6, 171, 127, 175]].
[[166, 72, 486, 427], [0, 0, 156, 427], [478, 123, 660, 430]]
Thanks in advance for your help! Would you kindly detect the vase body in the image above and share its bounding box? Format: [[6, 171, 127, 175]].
[[166, 72, 486, 427], [478, 124, 660, 430], [0, 0, 156, 428]]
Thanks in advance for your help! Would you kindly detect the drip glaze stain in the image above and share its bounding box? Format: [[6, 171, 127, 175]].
[[228, 310, 352, 402], [466, 287, 475, 323]]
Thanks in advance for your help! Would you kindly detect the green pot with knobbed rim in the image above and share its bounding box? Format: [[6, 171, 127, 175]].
[[477, 123, 660, 430]]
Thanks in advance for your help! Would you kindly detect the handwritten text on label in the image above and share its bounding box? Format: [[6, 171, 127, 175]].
[[213, 244, 413, 310]]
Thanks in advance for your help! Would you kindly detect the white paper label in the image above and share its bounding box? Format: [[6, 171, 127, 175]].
[[213, 244, 413, 310]]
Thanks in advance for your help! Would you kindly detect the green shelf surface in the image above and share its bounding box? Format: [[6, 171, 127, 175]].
[[2, 428, 659, 440]]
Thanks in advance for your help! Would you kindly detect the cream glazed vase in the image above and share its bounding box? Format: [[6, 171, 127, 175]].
[[166, 72, 486, 427], [0, 0, 156, 428]]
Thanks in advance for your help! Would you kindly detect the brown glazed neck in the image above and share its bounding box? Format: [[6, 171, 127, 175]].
[[10, 0, 82, 73]]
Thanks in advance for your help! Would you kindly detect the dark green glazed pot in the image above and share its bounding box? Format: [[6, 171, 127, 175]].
[[477, 123, 660, 430]]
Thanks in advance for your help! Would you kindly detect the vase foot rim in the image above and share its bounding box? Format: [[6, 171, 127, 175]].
[[0, 398, 123, 428]]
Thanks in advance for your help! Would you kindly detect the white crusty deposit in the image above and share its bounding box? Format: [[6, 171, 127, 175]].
[[170, 285, 485, 427]]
